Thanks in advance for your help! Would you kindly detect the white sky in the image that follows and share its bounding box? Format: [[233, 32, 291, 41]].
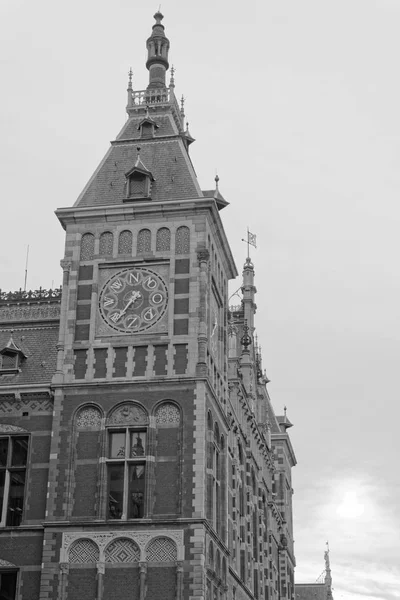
[[1, 1, 399, 598]]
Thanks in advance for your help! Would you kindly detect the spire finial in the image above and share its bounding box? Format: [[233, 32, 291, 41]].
[[180, 95, 185, 115], [215, 173, 219, 191], [135, 146, 141, 166], [154, 9, 164, 24], [170, 65, 175, 87], [128, 67, 133, 90]]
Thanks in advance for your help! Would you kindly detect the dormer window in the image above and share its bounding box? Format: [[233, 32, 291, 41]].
[[0, 337, 26, 374], [0, 352, 19, 372], [137, 116, 159, 139], [124, 151, 155, 202], [127, 171, 151, 199], [141, 122, 153, 138]]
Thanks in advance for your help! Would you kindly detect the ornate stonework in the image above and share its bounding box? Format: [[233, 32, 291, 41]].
[[0, 305, 60, 323], [61, 530, 184, 563], [197, 249, 210, 263], [0, 424, 28, 433], [105, 539, 140, 563], [76, 406, 102, 430], [107, 403, 149, 426], [155, 403, 180, 425]]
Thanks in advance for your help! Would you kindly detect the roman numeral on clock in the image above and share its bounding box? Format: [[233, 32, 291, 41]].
[[103, 296, 115, 307], [110, 279, 123, 292]]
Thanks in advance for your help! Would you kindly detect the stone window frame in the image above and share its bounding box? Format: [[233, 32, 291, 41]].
[[0, 432, 29, 527], [106, 424, 148, 521]]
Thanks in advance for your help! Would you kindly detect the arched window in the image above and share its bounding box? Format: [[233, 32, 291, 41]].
[[99, 232, 114, 256], [106, 403, 149, 520], [207, 411, 213, 431], [118, 230, 133, 255], [156, 227, 171, 251], [175, 226, 190, 254], [208, 541, 214, 569], [137, 229, 151, 254], [80, 233, 95, 260]]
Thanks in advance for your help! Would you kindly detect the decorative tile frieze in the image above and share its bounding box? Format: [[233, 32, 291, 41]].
[[61, 529, 184, 563]]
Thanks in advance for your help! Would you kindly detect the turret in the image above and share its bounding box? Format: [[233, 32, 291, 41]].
[[146, 11, 170, 89]]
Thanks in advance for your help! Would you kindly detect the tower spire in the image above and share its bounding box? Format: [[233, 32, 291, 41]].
[[146, 11, 170, 90]]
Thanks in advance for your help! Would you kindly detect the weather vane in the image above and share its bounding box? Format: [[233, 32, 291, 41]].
[[241, 227, 257, 260]]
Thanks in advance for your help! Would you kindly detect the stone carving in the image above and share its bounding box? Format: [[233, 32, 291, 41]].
[[197, 249, 210, 263], [107, 403, 148, 426], [0, 305, 60, 322], [0, 560, 16, 567], [76, 406, 102, 430], [59, 563, 69, 574], [0, 424, 28, 433], [155, 403, 180, 425], [97, 562, 105, 575], [60, 260, 71, 272]]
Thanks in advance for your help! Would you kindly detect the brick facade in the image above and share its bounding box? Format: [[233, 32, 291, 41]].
[[0, 12, 297, 600]]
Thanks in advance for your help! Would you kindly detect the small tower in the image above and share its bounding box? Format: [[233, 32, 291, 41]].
[[146, 11, 170, 89]]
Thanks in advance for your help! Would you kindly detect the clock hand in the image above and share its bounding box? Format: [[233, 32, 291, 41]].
[[116, 291, 142, 320]]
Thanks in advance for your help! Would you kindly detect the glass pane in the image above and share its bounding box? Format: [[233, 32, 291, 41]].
[[130, 432, 146, 457], [0, 571, 17, 600], [0, 439, 8, 467], [0, 471, 5, 521], [11, 437, 28, 467], [109, 432, 126, 458], [128, 464, 145, 519], [108, 464, 124, 519], [6, 470, 25, 526]]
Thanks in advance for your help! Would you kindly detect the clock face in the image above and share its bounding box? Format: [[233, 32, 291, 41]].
[[99, 267, 168, 333]]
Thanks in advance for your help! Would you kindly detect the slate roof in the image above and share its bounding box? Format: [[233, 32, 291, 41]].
[[0, 326, 59, 386], [75, 137, 202, 208], [118, 114, 176, 140], [75, 108, 203, 208], [295, 584, 328, 600]]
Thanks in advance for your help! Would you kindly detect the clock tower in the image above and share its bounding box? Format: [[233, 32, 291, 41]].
[[43, 11, 238, 600]]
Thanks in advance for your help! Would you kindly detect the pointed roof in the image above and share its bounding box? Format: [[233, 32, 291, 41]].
[[0, 334, 27, 358], [125, 147, 155, 181]]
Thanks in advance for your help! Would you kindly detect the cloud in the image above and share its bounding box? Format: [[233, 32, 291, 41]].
[[294, 472, 400, 599]]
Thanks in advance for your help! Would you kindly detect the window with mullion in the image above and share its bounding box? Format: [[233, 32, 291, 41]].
[[0, 436, 28, 527], [107, 428, 147, 520]]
